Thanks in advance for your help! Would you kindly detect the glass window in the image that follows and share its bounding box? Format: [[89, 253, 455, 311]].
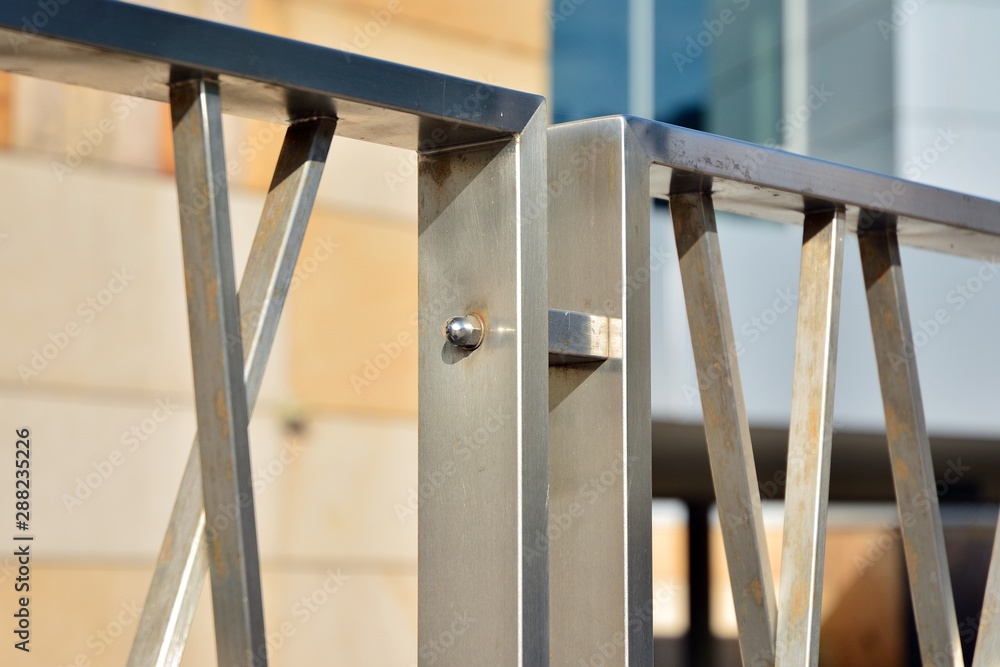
[[551, 0, 782, 140]]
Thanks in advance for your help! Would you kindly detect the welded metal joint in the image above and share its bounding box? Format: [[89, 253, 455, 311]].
[[548, 308, 617, 365]]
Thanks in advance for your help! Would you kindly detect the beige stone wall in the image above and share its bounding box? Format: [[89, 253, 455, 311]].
[[0, 1, 546, 664]]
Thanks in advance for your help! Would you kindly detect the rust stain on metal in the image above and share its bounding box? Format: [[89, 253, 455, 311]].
[[204, 279, 220, 325], [211, 534, 227, 576], [214, 389, 230, 439], [426, 156, 452, 187], [894, 458, 909, 482], [750, 577, 764, 606], [787, 582, 808, 619], [160, 530, 175, 563], [808, 406, 821, 439]]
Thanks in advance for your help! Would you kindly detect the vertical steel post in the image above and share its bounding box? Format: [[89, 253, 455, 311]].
[[417, 107, 549, 665], [670, 192, 777, 667], [547, 117, 652, 666], [859, 228, 963, 667], [170, 77, 267, 667], [775, 208, 846, 667]]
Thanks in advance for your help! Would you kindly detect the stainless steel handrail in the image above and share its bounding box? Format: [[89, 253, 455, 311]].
[[1, 2, 548, 666], [4, 3, 1000, 665], [547, 115, 1000, 667]]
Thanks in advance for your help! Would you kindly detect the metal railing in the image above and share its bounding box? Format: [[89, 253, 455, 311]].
[[4, 2, 1000, 667], [547, 116, 1000, 667], [2, 2, 547, 665]]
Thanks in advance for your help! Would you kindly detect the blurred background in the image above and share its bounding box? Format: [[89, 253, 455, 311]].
[[0, 0, 999, 665]]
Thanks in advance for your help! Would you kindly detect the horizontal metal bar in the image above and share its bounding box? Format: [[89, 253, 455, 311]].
[[548, 308, 617, 365], [0, 0, 543, 149], [550, 116, 1000, 260]]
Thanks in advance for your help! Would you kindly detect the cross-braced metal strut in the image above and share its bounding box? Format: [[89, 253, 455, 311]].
[[128, 79, 335, 667]]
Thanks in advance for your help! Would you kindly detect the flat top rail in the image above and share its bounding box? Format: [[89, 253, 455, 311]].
[[0, 0, 543, 149], [611, 116, 1000, 259]]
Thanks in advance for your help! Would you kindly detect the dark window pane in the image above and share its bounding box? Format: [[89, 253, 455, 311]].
[[551, 0, 630, 124], [706, 0, 783, 143], [655, 0, 710, 130]]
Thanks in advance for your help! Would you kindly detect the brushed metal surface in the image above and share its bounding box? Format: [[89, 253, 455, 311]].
[[547, 308, 614, 365], [671, 192, 777, 667], [775, 208, 846, 667], [547, 116, 652, 666], [974, 522, 1000, 665], [0, 0, 542, 150], [130, 117, 334, 666], [170, 78, 268, 667], [546, 117, 1000, 260], [860, 229, 963, 667], [418, 107, 549, 665]]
